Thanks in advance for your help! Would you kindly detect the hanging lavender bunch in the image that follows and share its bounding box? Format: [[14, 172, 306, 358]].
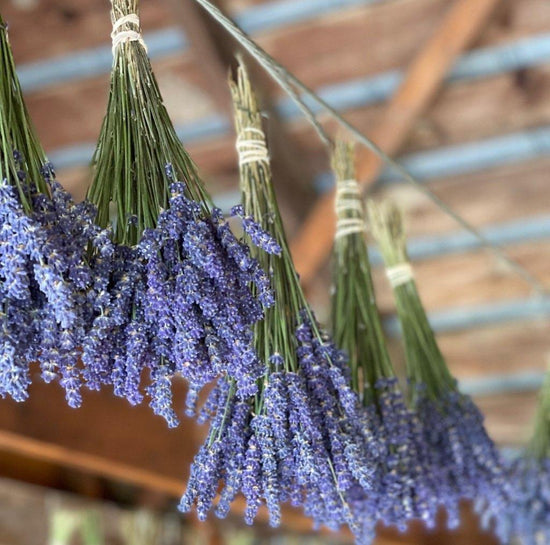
[[180, 65, 380, 535], [330, 142, 438, 540], [85, 0, 273, 426], [0, 15, 109, 407], [368, 201, 509, 530], [480, 367, 550, 544]]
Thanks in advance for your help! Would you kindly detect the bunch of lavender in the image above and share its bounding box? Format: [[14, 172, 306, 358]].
[[368, 201, 509, 530], [85, 0, 273, 426], [180, 65, 380, 534], [0, 14, 109, 407], [480, 368, 550, 544], [330, 142, 437, 539]]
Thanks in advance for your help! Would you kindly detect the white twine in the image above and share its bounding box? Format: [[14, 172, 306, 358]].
[[111, 13, 148, 53], [386, 263, 414, 287], [334, 179, 366, 239], [236, 127, 270, 166]]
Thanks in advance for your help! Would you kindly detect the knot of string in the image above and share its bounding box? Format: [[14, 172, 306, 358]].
[[236, 128, 270, 166], [334, 179, 366, 240], [386, 263, 414, 288], [111, 13, 147, 54]]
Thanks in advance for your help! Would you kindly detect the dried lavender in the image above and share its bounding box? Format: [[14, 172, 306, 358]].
[[480, 368, 550, 544], [369, 201, 509, 530], [86, 0, 274, 424], [180, 65, 379, 535], [0, 15, 109, 407], [330, 142, 438, 538]]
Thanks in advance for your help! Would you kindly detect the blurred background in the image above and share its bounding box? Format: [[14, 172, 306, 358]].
[[1, 0, 549, 543]]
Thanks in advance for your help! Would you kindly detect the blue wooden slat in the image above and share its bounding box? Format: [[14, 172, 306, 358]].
[[17, 28, 187, 92], [276, 33, 550, 118], [234, 0, 387, 34], [16, 0, 386, 92], [367, 215, 550, 265], [379, 127, 550, 183], [384, 297, 550, 337], [460, 371, 545, 397]]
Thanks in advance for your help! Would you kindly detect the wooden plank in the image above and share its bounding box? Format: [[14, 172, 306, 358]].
[[17, 1, 549, 157], [27, 61, 550, 181], [164, 0, 235, 114], [477, 391, 538, 447], [0, 379, 324, 534], [0, 431, 184, 497], [386, 319, 550, 381], [440, 321, 550, 380], [377, 157, 550, 237], [150, 66, 550, 180], [403, 66, 550, 154], [289, 0, 502, 286], [4, 0, 171, 64], [370, 241, 550, 312], [10, 0, 550, 86]]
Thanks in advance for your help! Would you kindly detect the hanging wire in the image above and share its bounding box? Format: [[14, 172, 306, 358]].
[[193, 0, 548, 296]]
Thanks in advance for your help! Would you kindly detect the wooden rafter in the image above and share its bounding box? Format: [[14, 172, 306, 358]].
[[289, 0, 502, 286]]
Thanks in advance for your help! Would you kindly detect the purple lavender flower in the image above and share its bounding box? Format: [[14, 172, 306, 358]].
[[413, 386, 509, 530], [231, 205, 281, 256]]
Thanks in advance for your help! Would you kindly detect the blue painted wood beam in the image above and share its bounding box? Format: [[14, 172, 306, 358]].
[[460, 371, 545, 398], [17, 0, 385, 92], [46, 32, 550, 176], [366, 214, 550, 265], [384, 297, 550, 337]]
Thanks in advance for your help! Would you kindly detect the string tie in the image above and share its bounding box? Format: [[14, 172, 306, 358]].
[[334, 179, 366, 239], [386, 263, 414, 287], [111, 13, 147, 54], [236, 127, 270, 166]]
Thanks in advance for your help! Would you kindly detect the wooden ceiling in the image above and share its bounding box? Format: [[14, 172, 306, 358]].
[[1, 0, 550, 542]]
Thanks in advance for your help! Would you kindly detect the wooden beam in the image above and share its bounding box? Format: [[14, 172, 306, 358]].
[[0, 430, 184, 497], [289, 0, 502, 286], [0, 381, 320, 535], [0, 430, 323, 534]]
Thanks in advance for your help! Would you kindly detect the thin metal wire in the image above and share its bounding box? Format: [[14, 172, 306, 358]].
[[193, 0, 548, 295]]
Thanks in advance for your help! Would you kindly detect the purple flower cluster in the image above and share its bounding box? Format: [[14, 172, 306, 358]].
[[0, 168, 111, 408], [348, 377, 438, 540], [231, 205, 282, 256], [180, 315, 380, 535], [479, 456, 550, 545], [413, 385, 509, 530], [82, 181, 276, 427]]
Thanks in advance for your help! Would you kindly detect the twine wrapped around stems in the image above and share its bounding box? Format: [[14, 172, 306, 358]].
[[368, 200, 455, 399], [89, 0, 210, 245]]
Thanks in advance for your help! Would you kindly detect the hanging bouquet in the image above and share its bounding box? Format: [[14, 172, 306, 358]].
[[481, 366, 550, 544], [84, 0, 274, 426], [330, 142, 437, 542], [368, 200, 510, 530], [180, 65, 380, 534], [0, 13, 109, 407]]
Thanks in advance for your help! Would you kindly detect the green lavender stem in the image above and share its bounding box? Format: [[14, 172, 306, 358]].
[[368, 200, 456, 401], [88, 0, 211, 245], [0, 13, 49, 209], [230, 64, 303, 377], [527, 365, 550, 461], [330, 141, 394, 405]]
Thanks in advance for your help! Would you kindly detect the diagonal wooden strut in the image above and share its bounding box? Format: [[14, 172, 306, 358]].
[[290, 0, 502, 286]]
